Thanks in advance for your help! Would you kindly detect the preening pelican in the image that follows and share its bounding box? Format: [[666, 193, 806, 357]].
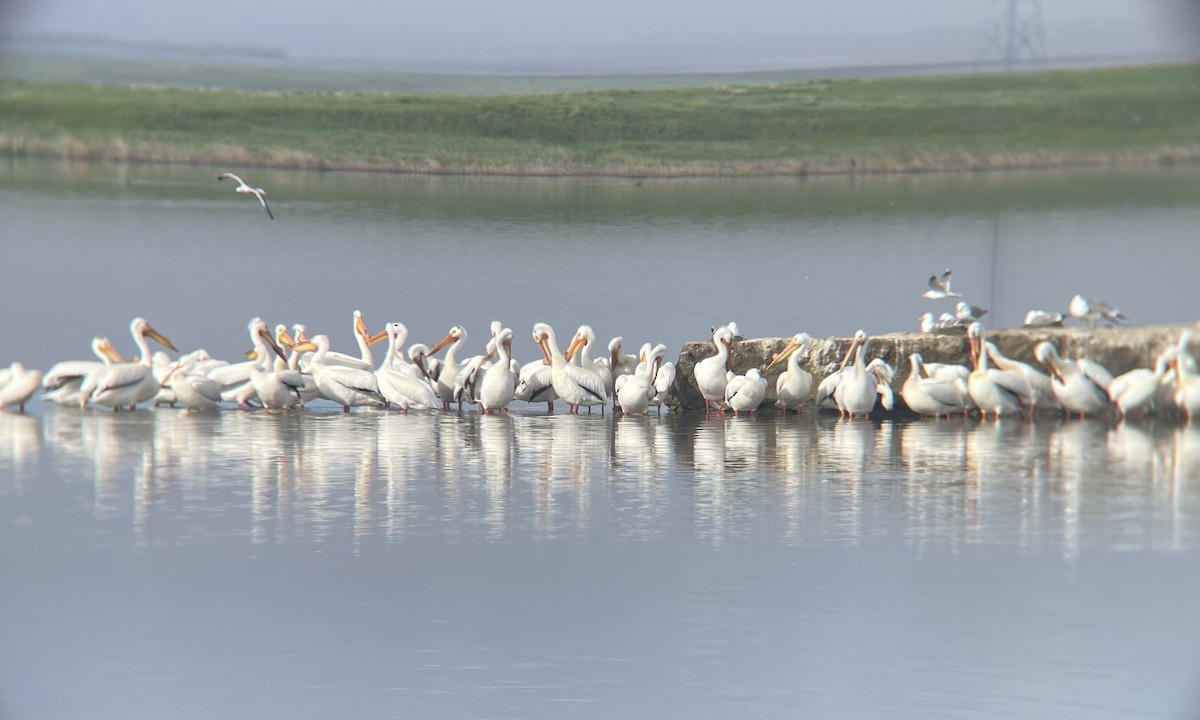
[[514, 337, 557, 413], [648, 344, 675, 415], [766, 333, 813, 415], [563, 325, 611, 414], [695, 326, 735, 417], [923, 269, 961, 299], [218, 172, 274, 220], [966, 323, 1032, 418], [817, 330, 865, 410], [725, 368, 767, 417], [42, 337, 124, 406], [429, 325, 469, 410], [901, 353, 970, 418], [606, 337, 640, 382], [1107, 350, 1175, 420], [1035, 341, 1110, 419], [983, 339, 1056, 411], [375, 323, 440, 412], [478, 327, 517, 414], [615, 354, 657, 416], [533, 323, 608, 414], [1174, 342, 1200, 420], [292, 334, 386, 412], [833, 331, 883, 419], [161, 358, 224, 412], [0, 363, 42, 412], [90, 318, 179, 411], [246, 318, 302, 410]]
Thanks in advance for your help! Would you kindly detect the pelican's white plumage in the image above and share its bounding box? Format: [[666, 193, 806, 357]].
[[966, 323, 1032, 418], [901, 353, 970, 418], [41, 337, 123, 406], [833, 331, 882, 419], [533, 323, 608, 414], [90, 318, 179, 411], [375, 323, 441, 412], [725, 368, 767, 417], [163, 358, 224, 412], [1035, 341, 1110, 418], [478, 328, 517, 414], [1107, 350, 1174, 419], [429, 325, 468, 410], [695, 326, 735, 416], [0, 362, 42, 412], [563, 325, 610, 413], [983, 339, 1056, 410], [296, 334, 386, 413], [767, 333, 813, 415]]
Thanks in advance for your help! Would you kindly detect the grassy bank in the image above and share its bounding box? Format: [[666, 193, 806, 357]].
[[1, 64, 1197, 176]]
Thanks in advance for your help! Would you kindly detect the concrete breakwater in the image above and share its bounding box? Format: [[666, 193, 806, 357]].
[[665, 324, 1195, 415]]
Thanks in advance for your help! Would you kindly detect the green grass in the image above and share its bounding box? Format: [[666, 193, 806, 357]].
[[0, 64, 1197, 176]]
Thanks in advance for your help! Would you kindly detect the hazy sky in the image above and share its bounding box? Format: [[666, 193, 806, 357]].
[[3, 0, 1197, 71]]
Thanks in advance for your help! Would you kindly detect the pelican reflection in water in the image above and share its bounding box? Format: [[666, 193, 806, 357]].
[[1, 410, 1196, 557]]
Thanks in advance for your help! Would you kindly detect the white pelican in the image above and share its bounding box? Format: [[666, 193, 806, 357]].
[[514, 338, 557, 413], [817, 331, 864, 411], [454, 338, 496, 410], [1034, 341, 1110, 419], [1069, 294, 1126, 328], [375, 323, 440, 412], [295, 311, 385, 372], [406, 343, 442, 391], [615, 358, 656, 416], [1107, 350, 1175, 420], [478, 327, 518, 415], [428, 325, 469, 410], [247, 318, 302, 410], [218, 172, 274, 220], [90, 318, 179, 411], [647, 344, 675, 415], [725, 368, 767, 417], [293, 334, 386, 413], [695, 326, 735, 417], [41, 337, 124, 405], [833, 333, 883, 419], [533, 323, 608, 414], [923, 269, 961, 299], [161, 358, 223, 412], [1024, 310, 1065, 328], [980, 336, 1056, 411], [563, 325, 611, 413], [606, 337, 640, 382], [0, 362, 42, 412], [1174, 345, 1200, 421], [273, 325, 320, 406], [765, 333, 813, 416], [955, 301, 987, 325], [966, 323, 1032, 419], [901, 353, 970, 418]]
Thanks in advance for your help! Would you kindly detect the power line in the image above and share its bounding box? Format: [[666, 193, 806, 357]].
[[982, 0, 1047, 67]]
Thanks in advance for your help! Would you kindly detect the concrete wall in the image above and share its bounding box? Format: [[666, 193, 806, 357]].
[[666, 324, 1196, 415]]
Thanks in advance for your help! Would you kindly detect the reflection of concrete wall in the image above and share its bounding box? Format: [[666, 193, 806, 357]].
[[667, 324, 1195, 415]]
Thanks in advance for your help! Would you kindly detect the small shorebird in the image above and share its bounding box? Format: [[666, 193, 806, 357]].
[[923, 269, 962, 299], [218, 172, 274, 220]]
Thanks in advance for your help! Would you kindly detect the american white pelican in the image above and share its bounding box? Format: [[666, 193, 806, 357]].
[[247, 318, 302, 411], [295, 311, 385, 372], [1107, 350, 1175, 420], [218, 172, 274, 220], [1069, 294, 1126, 328], [816, 331, 864, 411], [766, 333, 813, 415], [901, 353, 970, 418], [695, 326, 735, 417], [293, 334, 386, 413], [606, 337, 640, 382], [273, 325, 320, 406], [1024, 310, 1065, 328], [615, 357, 656, 416], [923, 269, 962, 299], [479, 327, 518, 415], [647, 344, 675, 415], [981, 337, 1056, 411], [966, 323, 1032, 419], [533, 323, 608, 414], [955, 301, 987, 325], [90, 318, 179, 411], [428, 325, 468, 410], [725, 368, 767, 417], [0, 362, 42, 412], [41, 337, 124, 405], [375, 323, 440, 412], [834, 333, 883, 419], [1174, 344, 1200, 420], [563, 325, 611, 413], [1034, 341, 1110, 419], [161, 358, 223, 412], [454, 338, 496, 410], [514, 337, 557, 413]]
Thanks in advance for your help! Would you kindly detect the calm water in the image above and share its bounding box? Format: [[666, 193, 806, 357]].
[[1, 161, 1199, 718]]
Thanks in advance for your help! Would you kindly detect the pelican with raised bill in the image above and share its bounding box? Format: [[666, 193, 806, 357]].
[[923, 269, 962, 299], [218, 172, 274, 220], [89, 318, 179, 411]]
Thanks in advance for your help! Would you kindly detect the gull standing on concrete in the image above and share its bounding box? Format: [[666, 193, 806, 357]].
[[1069, 294, 1126, 328], [1024, 310, 1065, 328], [218, 172, 274, 220], [955, 301, 988, 325]]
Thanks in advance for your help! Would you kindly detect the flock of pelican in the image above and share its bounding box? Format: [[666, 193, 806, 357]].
[[0, 313, 676, 417]]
